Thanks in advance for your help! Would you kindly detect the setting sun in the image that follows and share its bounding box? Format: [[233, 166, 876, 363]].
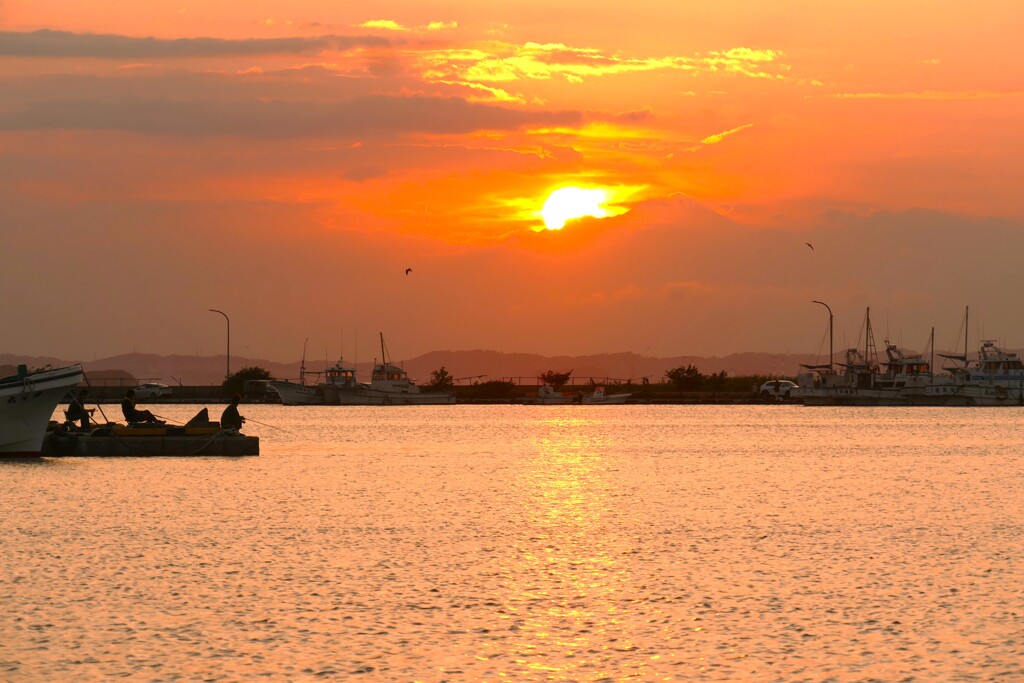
[[541, 187, 609, 230]]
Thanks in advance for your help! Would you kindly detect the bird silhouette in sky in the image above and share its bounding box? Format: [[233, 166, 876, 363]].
[[805, 242, 814, 251], [405, 268, 413, 275]]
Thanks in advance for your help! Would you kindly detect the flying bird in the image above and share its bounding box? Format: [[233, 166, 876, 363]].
[[405, 268, 413, 275], [805, 242, 814, 251]]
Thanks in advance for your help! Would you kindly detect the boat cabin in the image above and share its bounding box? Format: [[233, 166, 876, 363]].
[[324, 361, 358, 389], [373, 363, 409, 383]]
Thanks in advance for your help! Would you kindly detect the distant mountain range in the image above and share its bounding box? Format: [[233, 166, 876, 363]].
[[2, 349, 835, 386]]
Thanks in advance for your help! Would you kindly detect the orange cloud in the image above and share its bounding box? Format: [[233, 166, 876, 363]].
[[358, 19, 458, 34], [359, 19, 410, 32], [415, 40, 790, 96], [707, 48, 788, 79], [701, 124, 754, 145], [831, 89, 1024, 100]]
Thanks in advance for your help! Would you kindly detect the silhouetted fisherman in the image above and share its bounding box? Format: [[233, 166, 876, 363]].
[[121, 389, 161, 424], [220, 394, 245, 431], [66, 388, 95, 430]]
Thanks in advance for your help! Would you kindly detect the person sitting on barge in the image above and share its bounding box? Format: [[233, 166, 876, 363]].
[[65, 388, 95, 430], [220, 394, 246, 431], [121, 389, 162, 424]]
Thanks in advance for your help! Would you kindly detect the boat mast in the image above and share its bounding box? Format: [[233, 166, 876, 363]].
[[301, 337, 308, 386], [964, 306, 969, 363], [864, 307, 869, 362], [812, 300, 833, 370], [864, 307, 878, 368]]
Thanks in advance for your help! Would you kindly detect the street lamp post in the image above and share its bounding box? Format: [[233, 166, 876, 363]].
[[209, 309, 230, 378], [811, 300, 833, 369]]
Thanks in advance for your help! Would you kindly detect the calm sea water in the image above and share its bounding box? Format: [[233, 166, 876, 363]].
[[2, 405, 1023, 682]]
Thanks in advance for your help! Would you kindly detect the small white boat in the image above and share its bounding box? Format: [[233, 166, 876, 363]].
[[269, 340, 325, 405], [581, 386, 631, 404], [1, 364, 84, 456], [533, 384, 629, 405], [535, 384, 574, 405]]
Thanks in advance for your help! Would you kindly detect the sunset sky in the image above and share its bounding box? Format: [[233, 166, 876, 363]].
[[2, 1, 1023, 365]]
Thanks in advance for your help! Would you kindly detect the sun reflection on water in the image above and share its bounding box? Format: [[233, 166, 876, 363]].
[[476, 415, 658, 680]]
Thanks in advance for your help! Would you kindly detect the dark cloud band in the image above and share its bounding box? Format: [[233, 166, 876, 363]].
[[0, 29, 390, 58], [0, 92, 581, 138]]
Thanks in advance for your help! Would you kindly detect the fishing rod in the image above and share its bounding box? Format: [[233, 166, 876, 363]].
[[154, 410, 296, 435], [241, 416, 299, 436], [75, 375, 112, 427], [158, 411, 297, 435]]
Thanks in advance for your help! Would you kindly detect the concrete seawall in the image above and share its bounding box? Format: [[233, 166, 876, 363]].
[[72, 386, 235, 403], [72, 386, 788, 405]]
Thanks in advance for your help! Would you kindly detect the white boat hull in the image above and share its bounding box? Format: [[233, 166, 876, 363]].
[[1, 365, 84, 455], [532, 385, 574, 404], [268, 381, 323, 406], [582, 393, 631, 405], [536, 396, 574, 405], [797, 383, 1024, 407], [911, 384, 1024, 407], [326, 386, 456, 405], [532, 385, 631, 405]]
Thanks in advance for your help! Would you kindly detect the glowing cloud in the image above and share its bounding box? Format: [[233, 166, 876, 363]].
[[416, 41, 789, 93], [701, 123, 754, 145], [359, 20, 410, 32], [358, 19, 457, 34], [541, 187, 609, 230]]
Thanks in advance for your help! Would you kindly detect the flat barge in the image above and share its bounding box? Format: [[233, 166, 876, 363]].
[[42, 425, 259, 457]]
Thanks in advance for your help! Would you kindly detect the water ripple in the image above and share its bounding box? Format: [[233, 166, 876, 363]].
[[1, 405, 1022, 680]]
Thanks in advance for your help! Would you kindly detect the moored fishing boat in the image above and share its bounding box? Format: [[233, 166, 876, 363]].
[[918, 307, 1024, 405], [797, 305, 1024, 406], [794, 346, 881, 405], [269, 340, 325, 405], [268, 379, 323, 405], [328, 334, 456, 405], [921, 340, 1024, 406], [318, 358, 360, 405], [794, 307, 885, 405], [330, 364, 457, 405], [795, 308, 954, 406], [0, 364, 84, 456]]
